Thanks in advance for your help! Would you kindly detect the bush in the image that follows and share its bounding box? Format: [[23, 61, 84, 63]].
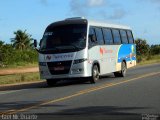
[[135, 39, 150, 56], [0, 41, 38, 67], [150, 45, 160, 55], [137, 55, 142, 63]]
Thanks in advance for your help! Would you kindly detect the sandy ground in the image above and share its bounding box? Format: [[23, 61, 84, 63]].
[[0, 67, 39, 75]]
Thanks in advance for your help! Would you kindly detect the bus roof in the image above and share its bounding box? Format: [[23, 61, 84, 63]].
[[88, 20, 131, 30], [48, 17, 132, 30]]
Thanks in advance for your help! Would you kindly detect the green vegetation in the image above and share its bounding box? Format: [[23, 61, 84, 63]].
[[11, 30, 34, 50], [0, 63, 38, 70], [0, 29, 38, 68], [135, 39, 160, 64], [0, 44, 38, 68], [0, 72, 40, 85], [138, 55, 160, 65]]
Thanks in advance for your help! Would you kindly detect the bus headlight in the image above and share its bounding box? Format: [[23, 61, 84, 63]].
[[73, 59, 87, 64]]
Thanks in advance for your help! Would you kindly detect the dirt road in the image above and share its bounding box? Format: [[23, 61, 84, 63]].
[[0, 67, 39, 75]]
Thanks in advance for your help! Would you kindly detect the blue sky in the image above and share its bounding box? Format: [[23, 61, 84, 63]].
[[0, 0, 160, 45]]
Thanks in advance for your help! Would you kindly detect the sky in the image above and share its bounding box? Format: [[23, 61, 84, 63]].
[[0, 0, 160, 45]]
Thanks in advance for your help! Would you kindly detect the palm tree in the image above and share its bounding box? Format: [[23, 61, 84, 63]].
[[11, 30, 33, 50]]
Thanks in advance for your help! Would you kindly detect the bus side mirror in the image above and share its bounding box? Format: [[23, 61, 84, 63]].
[[89, 34, 96, 42], [34, 39, 37, 48], [34, 39, 40, 52]]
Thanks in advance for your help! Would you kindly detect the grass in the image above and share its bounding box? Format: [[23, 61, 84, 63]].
[[137, 55, 160, 65], [0, 62, 38, 70], [0, 72, 41, 85]]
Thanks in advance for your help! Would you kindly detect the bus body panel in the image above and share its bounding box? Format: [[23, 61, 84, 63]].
[[116, 44, 136, 70], [88, 45, 119, 75], [88, 44, 136, 75]]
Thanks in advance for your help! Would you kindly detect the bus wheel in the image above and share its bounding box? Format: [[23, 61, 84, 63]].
[[114, 62, 127, 77], [120, 61, 127, 77], [114, 72, 121, 77], [90, 65, 99, 84], [46, 79, 58, 86]]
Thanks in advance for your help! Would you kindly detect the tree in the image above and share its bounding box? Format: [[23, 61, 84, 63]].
[[0, 40, 4, 51], [0, 40, 4, 63], [11, 30, 33, 50], [135, 39, 150, 56], [150, 44, 160, 55]]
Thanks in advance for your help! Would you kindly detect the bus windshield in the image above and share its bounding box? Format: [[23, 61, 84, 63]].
[[40, 24, 87, 53]]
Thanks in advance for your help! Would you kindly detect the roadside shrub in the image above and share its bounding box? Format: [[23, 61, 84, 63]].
[[137, 55, 142, 63], [150, 45, 160, 55], [0, 43, 38, 67]]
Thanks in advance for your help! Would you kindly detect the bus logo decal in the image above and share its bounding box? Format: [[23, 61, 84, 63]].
[[46, 55, 51, 60], [100, 47, 104, 56]]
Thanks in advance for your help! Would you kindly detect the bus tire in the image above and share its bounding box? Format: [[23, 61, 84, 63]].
[[120, 61, 127, 77], [90, 64, 99, 84], [46, 79, 58, 86], [114, 72, 121, 77], [114, 62, 127, 77]]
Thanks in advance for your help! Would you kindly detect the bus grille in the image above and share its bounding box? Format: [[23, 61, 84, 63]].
[[47, 61, 72, 75]]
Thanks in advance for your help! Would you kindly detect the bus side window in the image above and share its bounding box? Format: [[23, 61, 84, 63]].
[[102, 28, 113, 44], [120, 30, 128, 44], [127, 30, 134, 44], [112, 29, 121, 44], [95, 28, 104, 45], [89, 27, 97, 47]]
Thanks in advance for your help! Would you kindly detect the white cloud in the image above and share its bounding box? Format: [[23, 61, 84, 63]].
[[142, 0, 160, 11], [109, 9, 127, 20], [141, 0, 160, 6], [69, 0, 107, 16], [69, 0, 127, 20], [87, 0, 106, 7], [40, 0, 48, 6], [149, 0, 160, 3], [70, 0, 88, 16], [150, 0, 160, 10]]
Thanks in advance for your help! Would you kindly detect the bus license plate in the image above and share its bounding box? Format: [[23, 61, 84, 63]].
[[54, 66, 64, 71]]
